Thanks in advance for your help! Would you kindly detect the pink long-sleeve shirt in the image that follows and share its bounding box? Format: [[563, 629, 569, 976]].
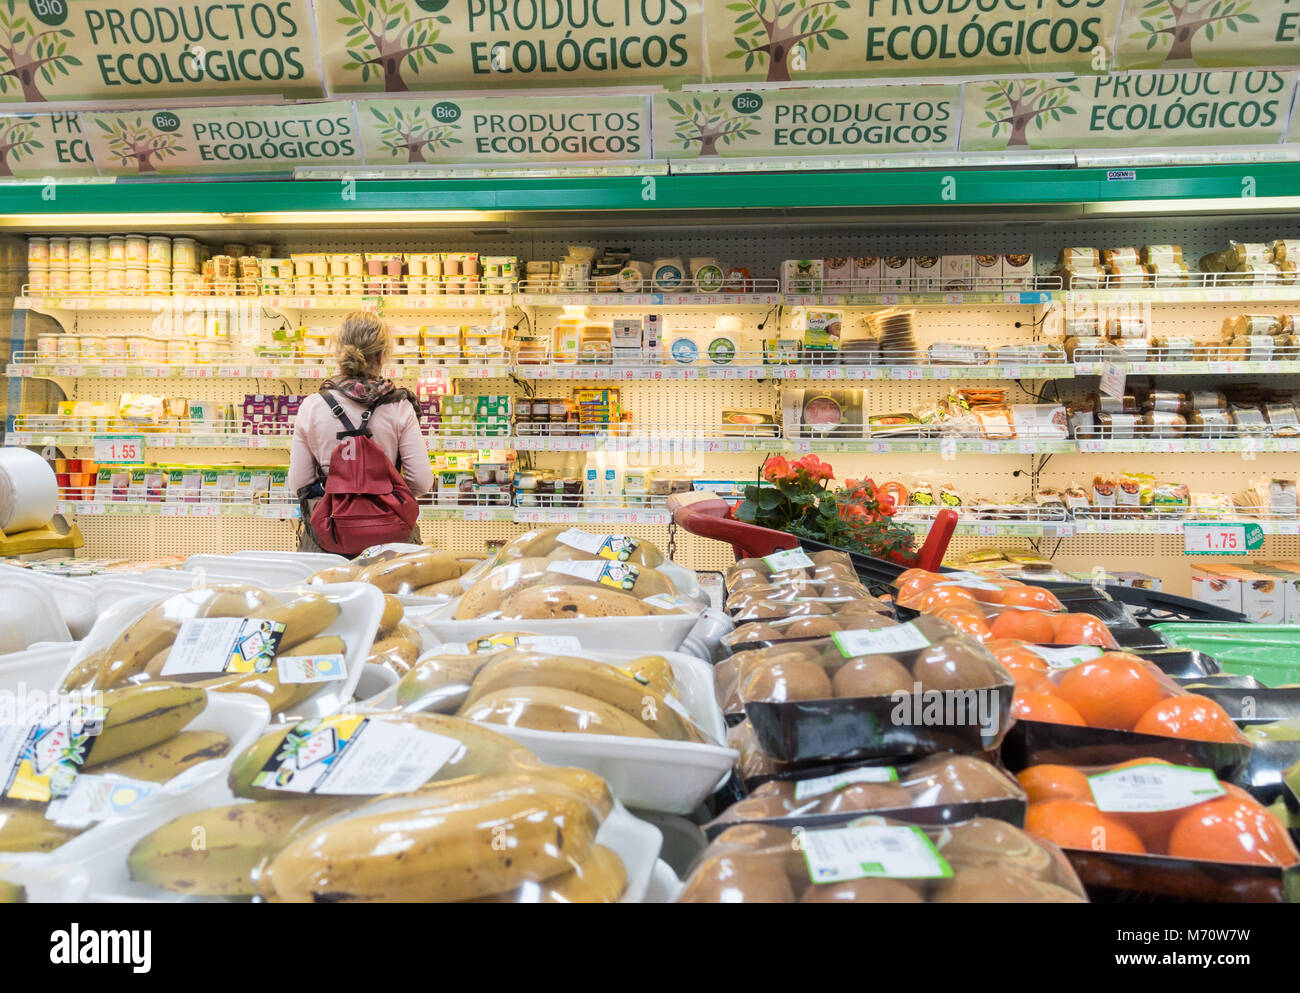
[[288, 391, 434, 498]]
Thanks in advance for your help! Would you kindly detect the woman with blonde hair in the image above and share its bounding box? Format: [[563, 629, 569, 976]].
[[288, 311, 433, 553]]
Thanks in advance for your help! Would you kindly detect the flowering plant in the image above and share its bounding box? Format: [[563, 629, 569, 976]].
[[734, 456, 916, 562]]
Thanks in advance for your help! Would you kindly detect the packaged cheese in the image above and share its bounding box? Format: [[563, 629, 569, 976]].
[[1140, 244, 1183, 265]]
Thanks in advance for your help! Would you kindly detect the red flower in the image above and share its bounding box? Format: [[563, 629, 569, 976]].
[[794, 454, 833, 481], [763, 456, 791, 482]]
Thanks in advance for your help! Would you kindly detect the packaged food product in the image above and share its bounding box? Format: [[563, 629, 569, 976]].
[[724, 549, 857, 591], [1055, 266, 1106, 289], [1150, 336, 1195, 360], [1063, 335, 1105, 360], [1230, 404, 1269, 434], [677, 817, 1086, 903], [722, 605, 896, 649], [1229, 241, 1272, 268], [1058, 247, 1099, 268], [1224, 334, 1274, 361], [1020, 758, 1298, 901], [1140, 244, 1183, 265], [706, 754, 1027, 837]]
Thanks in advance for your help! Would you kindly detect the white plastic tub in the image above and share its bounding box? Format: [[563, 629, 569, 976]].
[[0, 642, 78, 695], [0, 564, 97, 639], [184, 554, 322, 586], [0, 578, 70, 651]]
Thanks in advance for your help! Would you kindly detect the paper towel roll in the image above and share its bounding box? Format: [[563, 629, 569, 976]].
[[0, 449, 58, 533]]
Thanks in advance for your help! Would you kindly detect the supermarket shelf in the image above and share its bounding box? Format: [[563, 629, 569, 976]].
[[1074, 359, 1300, 376], [896, 507, 1300, 538], [7, 420, 293, 451], [1076, 437, 1299, 453], [62, 500, 300, 519], [6, 360, 334, 381]]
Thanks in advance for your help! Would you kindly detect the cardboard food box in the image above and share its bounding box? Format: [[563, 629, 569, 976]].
[[941, 255, 974, 291], [973, 253, 1002, 287], [822, 257, 853, 289], [912, 255, 940, 289], [1189, 565, 1243, 614], [852, 256, 881, 289], [1251, 561, 1300, 623], [1003, 253, 1035, 289], [1212, 564, 1286, 622], [781, 259, 824, 294], [881, 255, 912, 290]]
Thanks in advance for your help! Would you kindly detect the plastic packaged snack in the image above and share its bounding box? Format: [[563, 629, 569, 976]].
[[453, 555, 690, 620], [676, 817, 1086, 902], [706, 753, 1027, 837], [497, 527, 666, 568], [715, 618, 1015, 762], [308, 547, 485, 596], [1020, 758, 1299, 902]]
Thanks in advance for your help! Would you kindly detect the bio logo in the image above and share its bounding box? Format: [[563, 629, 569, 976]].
[[432, 101, 461, 124], [28, 0, 67, 27], [152, 112, 181, 134], [732, 92, 764, 115], [414, 0, 450, 10]]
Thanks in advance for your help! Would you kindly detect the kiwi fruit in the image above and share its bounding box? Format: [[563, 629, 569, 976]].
[[779, 616, 843, 639], [910, 639, 1001, 692], [934, 819, 1055, 880], [726, 622, 785, 644], [740, 660, 834, 704], [678, 856, 797, 903], [831, 655, 914, 699], [931, 865, 1084, 903], [904, 754, 1022, 806], [799, 878, 925, 903], [819, 782, 913, 814], [726, 794, 795, 820]]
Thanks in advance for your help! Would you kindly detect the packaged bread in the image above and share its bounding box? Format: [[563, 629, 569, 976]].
[[1225, 314, 1283, 337], [1107, 317, 1148, 339], [1143, 389, 1189, 414], [1104, 264, 1149, 288], [1199, 251, 1230, 273], [1277, 259, 1297, 284], [1231, 404, 1269, 434], [1144, 261, 1190, 286], [1142, 410, 1186, 436], [1064, 335, 1105, 360], [1269, 239, 1300, 262], [1187, 407, 1234, 435], [1224, 335, 1275, 361], [1189, 390, 1227, 409], [927, 343, 990, 366], [995, 343, 1066, 364], [1225, 262, 1278, 284], [1054, 266, 1105, 289], [1100, 247, 1140, 268], [1265, 402, 1300, 437], [1276, 333, 1300, 357], [1095, 412, 1140, 438], [1061, 316, 1100, 337], [1140, 244, 1183, 265], [1058, 247, 1099, 268], [1091, 474, 1117, 506], [1229, 241, 1272, 268], [1110, 338, 1150, 362], [1096, 393, 1138, 415], [1150, 337, 1195, 361]]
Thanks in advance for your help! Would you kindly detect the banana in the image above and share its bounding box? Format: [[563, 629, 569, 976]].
[[0, 880, 25, 903], [257, 594, 341, 651], [619, 655, 679, 699], [367, 635, 420, 677], [493, 586, 655, 620], [458, 685, 664, 740], [84, 683, 207, 767], [357, 550, 465, 595], [260, 790, 600, 902], [0, 802, 85, 853], [396, 655, 491, 713], [378, 595, 404, 634], [409, 765, 613, 818], [60, 650, 108, 692], [93, 586, 275, 689], [127, 798, 353, 896], [452, 557, 554, 619], [412, 578, 465, 598], [199, 636, 346, 714], [463, 654, 701, 742], [471, 843, 626, 903], [93, 730, 232, 783], [308, 566, 358, 585], [502, 527, 664, 568], [229, 712, 538, 801]]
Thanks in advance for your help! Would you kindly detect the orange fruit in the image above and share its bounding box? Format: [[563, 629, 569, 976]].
[[1011, 691, 1086, 727], [914, 586, 979, 613], [895, 570, 943, 606], [1025, 800, 1147, 854], [1168, 795, 1300, 866], [932, 606, 993, 641], [1050, 613, 1119, 649], [989, 608, 1057, 644], [1095, 759, 1184, 853], [1017, 765, 1092, 804], [985, 640, 1050, 672], [1055, 654, 1172, 731], [1011, 667, 1055, 695], [994, 586, 1064, 611], [1132, 695, 1245, 743]]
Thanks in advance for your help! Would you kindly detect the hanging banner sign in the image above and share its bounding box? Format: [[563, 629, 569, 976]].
[[653, 84, 960, 162], [0, 111, 92, 175], [959, 70, 1295, 151], [83, 101, 360, 175], [0, 0, 323, 105], [317, 0, 702, 94], [702, 0, 1123, 85], [357, 94, 649, 165], [1116, 0, 1300, 71]]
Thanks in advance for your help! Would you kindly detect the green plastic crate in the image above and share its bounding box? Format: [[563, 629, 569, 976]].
[[1151, 623, 1300, 687]]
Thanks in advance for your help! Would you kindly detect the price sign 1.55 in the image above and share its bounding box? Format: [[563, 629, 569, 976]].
[[93, 435, 146, 465], [1184, 522, 1265, 556]]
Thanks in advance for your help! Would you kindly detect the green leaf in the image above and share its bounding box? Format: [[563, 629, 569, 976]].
[[434, 43, 452, 53], [827, 28, 848, 40], [758, 488, 785, 510], [745, 52, 755, 70], [339, 0, 358, 14], [1239, 12, 1258, 21], [778, 1, 795, 15], [338, 16, 360, 25], [735, 501, 758, 524]]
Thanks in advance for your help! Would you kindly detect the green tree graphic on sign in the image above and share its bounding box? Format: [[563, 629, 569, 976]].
[[726, 0, 850, 83], [0, 117, 40, 176], [370, 106, 461, 163], [0, 1, 80, 103], [978, 79, 1080, 149], [338, 0, 454, 92], [96, 117, 184, 173], [1132, 0, 1258, 63], [665, 96, 760, 157]]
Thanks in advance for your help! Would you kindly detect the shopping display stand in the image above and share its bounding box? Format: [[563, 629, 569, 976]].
[[0, 514, 81, 557]]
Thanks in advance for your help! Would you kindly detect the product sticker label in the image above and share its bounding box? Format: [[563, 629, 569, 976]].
[[250, 716, 460, 796], [161, 617, 286, 677], [1088, 763, 1226, 813], [762, 548, 814, 572], [555, 529, 642, 561], [45, 773, 158, 828], [276, 655, 348, 685], [833, 622, 930, 658], [0, 701, 109, 804], [803, 825, 953, 884], [794, 767, 900, 802], [1026, 645, 1104, 669], [436, 643, 472, 656], [546, 559, 640, 591], [515, 636, 584, 655], [936, 578, 1007, 592], [643, 594, 686, 610]]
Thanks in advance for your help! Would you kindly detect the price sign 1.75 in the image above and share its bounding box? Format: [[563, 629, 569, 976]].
[[93, 435, 146, 465], [1184, 522, 1265, 556]]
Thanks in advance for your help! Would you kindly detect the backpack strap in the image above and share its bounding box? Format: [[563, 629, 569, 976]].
[[319, 387, 373, 439]]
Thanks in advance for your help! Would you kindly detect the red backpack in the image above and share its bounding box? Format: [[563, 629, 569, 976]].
[[305, 389, 419, 556]]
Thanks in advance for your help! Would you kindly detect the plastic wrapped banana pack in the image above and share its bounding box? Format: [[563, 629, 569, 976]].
[[127, 712, 629, 903], [59, 582, 382, 719], [451, 528, 694, 621], [308, 546, 488, 598], [397, 640, 716, 745]]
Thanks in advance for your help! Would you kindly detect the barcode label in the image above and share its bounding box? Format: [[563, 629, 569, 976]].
[[833, 622, 930, 658], [802, 825, 952, 884], [794, 766, 899, 801], [1087, 762, 1225, 813]]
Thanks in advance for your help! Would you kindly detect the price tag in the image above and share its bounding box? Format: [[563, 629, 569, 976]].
[[762, 548, 813, 571], [93, 435, 145, 465], [794, 767, 899, 801], [1087, 763, 1224, 813], [1184, 522, 1264, 555], [802, 825, 952, 883], [1027, 644, 1103, 669], [833, 622, 930, 657], [890, 367, 922, 380]]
